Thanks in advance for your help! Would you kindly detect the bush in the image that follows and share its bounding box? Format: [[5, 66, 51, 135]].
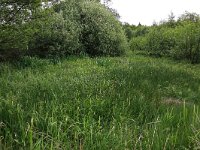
[[80, 1, 128, 56], [173, 22, 200, 63], [28, 1, 128, 58], [145, 27, 176, 56], [127, 12, 200, 63], [130, 36, 147, 51], [28, 11, 81, 58], [0, 24, 33, 61]]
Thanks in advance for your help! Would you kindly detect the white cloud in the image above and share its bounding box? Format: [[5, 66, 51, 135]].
[[108, 0, 200, 25]]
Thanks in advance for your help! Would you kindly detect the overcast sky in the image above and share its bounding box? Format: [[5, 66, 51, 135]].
[[106, 0, 200, 25]]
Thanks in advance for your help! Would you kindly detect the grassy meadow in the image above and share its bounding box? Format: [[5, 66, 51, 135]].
[[0, 54, 200, 149]]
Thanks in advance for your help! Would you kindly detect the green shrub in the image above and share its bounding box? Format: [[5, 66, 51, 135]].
[[173, 22, 200, 63], [145, 27, 175, 56], [127, 12, 200, 63], [123, 24, 135, 41], [28, 1, 128, 58], [0, 24, 33, 61], [80, 1, 128, 56], [28, 11, 81, 58], [133, 21, 200, 63], [133, 26, 149, 37], [130, 36, 147, 51], [130, 26, 177, 57]]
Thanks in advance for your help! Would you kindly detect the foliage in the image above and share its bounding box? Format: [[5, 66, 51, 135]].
[[128, 12, 200, 63], [178, 11, 200, 23], [0, 0, 45, 61], [130, 36, 147, 51], [0, 0, 42, 25], [28, 10, 81, 58], [80, 1, 128, 56], [133, 25, 149, 37], [123, 23, 136, 40], [146, 27, 176, 56], [173, 22, 200, 63], [0, 0, 127, 60], [0, 23, 35, 61]]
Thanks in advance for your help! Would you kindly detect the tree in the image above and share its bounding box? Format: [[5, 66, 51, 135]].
[[28, 11, 81, 58], [123, 23, 137, 40], [80, 1, 127, 56], [178, 11, 200, 23], [0, 0, 43, 25], [174, 22, 200, 63], [167, 12, 176, 27], [28, 0, 127, 58], [0, 0, 127, 61], [0, 0, 55, 61]]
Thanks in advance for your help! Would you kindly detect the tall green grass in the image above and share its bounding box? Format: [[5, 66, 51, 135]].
[[0, 55, 200, 149]]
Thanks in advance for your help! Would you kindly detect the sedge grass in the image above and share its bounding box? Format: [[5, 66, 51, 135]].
[[0, 55, 200, 149]]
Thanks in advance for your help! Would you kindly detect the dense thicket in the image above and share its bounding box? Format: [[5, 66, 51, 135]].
[[126, 12, 200, 63], [28, 2, 82, 58], [80, 2, 127, 56], [0, 0, 127, 61], [0, 0, 40, 61]]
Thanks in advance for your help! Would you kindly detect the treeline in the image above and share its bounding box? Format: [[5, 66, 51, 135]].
[[124, 12, 200, 63], [0, 0, 128, 61]]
